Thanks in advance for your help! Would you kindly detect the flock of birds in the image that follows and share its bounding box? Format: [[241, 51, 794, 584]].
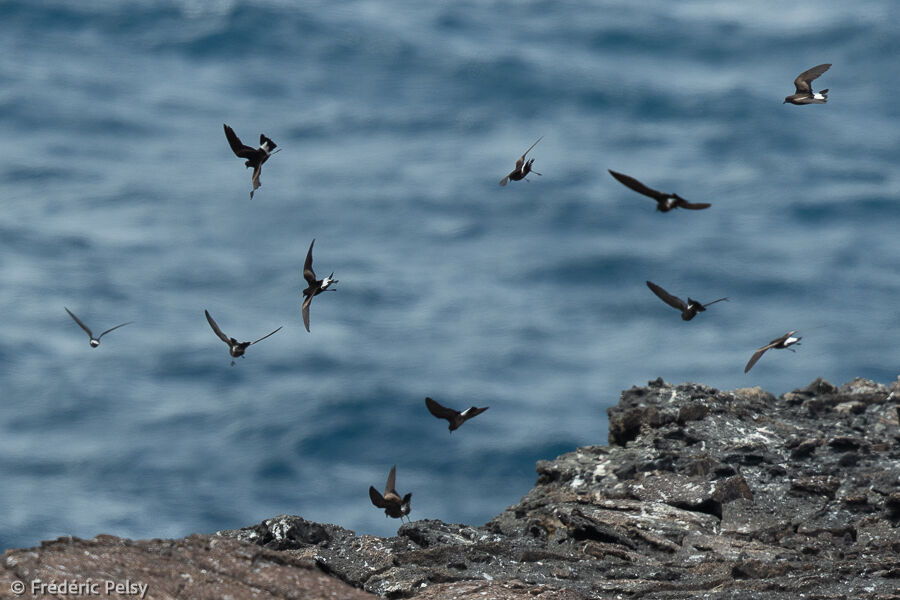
[[62, 63, 834, 522]]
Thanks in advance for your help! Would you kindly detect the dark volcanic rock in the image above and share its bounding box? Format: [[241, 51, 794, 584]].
[[217, 377, 900, 598], [0, 533, 376, 599], [3, 377, 899, 599]]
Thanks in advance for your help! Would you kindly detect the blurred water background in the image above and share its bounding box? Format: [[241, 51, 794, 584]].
[[1, 0, 898, 550]]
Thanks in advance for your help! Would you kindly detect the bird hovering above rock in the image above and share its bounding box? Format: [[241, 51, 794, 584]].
[[425, 397, 489, 432], [744, 330, 801, 373], [301, 238, 338, 333], [369, 465, 412, 522], [65, 307, 132, 348], [223, 123, 279, 199], [784, 64, 831, 105], [609, 170, 710, 212], [205, 309, 281, 366], [500, 137, 542, 186], [646, 281, 728, 321]]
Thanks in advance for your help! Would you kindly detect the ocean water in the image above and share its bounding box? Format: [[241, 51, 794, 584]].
[[1, 0, 899, 550]]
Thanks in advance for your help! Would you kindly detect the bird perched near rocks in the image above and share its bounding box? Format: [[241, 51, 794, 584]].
[[425, 397, 489, 432], [783, 64, 831, 105], [223, 123, 279, 199], [369, 465, 412, 522]]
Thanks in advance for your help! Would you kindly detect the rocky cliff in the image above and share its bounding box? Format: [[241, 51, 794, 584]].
[[3, 377, 898, 599]]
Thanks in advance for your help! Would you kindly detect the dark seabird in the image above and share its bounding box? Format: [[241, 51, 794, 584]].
[[608, 170, 710, 212], [500, 137, 542, 186], [65, 307, 132, 348], [205, 309, 282, 366], [646, 281, 728, 321], [784, 64, 831, 105], [425, 397, 489, 432], [301, 238, 338, 333], [369, 465, 412, 522], [744, 330, 801, 373], [223, 123, 279, 199]]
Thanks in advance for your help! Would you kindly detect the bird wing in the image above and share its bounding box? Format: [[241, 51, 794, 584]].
[[303, 239, 317, 285], [223, 124, 256, 159], [702, 297, 729, 308], [608, 170, 665, 201], [674, 199, 711, 210], [794, 64, 831, 94], [259, 134, 277, 151], [96, 321, 133, 340], [646, 281, 687, 311], [425, 397, 458, 422], [385, 465, 397, 496], [65, 307, 93, 338], [250, 163, 262, 192], [250, 326, 282, 346], [204, 310, 231, 345], [521, 136, 542, 159], [301, 295, 313, 332], [460, 406, 489, 420], [369, 486, 386, 508], [744, 344, 774, 373]]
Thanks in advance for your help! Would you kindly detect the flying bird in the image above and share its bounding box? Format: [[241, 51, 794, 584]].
[[65, 307, 132, 348], [205, 309, 281, 366], [301, 238, 338, 333], [645, 281, 728, 321], [784, 64, 831, 105], [425, 397, 489, 432], [369, 465, 412, 522], [744, 330, 801, 373], [500, 137, 542, 186], [608, 170, 710, 212], [223, 123, 279, 199]]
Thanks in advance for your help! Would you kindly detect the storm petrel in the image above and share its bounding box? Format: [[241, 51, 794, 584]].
[[223, 123, 278, 199], [784, 64, 831, 105], [646, 281, 728, 321], [425, 397, 489, 432], [744, 330, 801, 373], [609, 170, 710, 212], [301, 238, 338, 333], [369, 465, 412, 522], [204, 309, 282, 366], [65, 307, 132, 348], [500, 137, 543, 186]]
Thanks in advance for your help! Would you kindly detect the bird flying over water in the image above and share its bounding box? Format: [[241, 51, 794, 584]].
[[609, 170, 710, 212], [784, 64, 831, 105], [645, 281, 728, 321], [744, 330, 801, 373], [65, 307, 132, 348], [500, 137, 542, 186], [369, 465, 412, 522], [223, 123, 278, 199], [425, 397, 489, 432], [301, 238, 338, 333], [205, 309, 281, 365]]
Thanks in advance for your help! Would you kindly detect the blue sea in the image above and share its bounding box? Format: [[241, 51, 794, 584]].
[[1, 0, 898, 551]]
